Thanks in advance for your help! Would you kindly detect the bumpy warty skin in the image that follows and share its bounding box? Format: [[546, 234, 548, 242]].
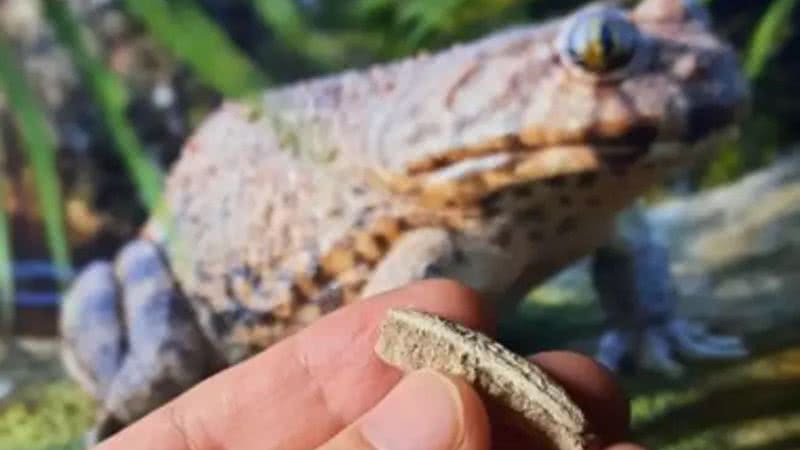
[[133, 0, 748, 364]]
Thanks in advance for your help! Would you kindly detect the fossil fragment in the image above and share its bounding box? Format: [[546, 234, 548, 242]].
[[375, 308, 595, 450]]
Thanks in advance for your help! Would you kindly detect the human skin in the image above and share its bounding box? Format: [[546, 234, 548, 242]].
[[95, 280, 648, 450]]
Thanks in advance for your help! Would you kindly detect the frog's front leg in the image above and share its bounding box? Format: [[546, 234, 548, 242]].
[[592, 206, 747, 377], [61, 240, 217, 442], [362, 228, 458, 298]]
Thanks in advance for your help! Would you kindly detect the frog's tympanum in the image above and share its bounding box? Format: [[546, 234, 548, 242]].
[[61, 0, 749, 439]]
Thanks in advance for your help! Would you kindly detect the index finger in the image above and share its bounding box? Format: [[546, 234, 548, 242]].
[[98, 279, 491, 450]]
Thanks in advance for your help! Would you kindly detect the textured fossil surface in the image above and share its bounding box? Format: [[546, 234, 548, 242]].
[[375, 308, 595, 450]]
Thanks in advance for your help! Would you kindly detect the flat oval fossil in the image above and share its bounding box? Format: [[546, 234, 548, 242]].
[[375, 308, 597, 450]]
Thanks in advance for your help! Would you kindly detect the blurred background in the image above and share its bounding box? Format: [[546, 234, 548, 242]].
[[0, 0, 799, 449]]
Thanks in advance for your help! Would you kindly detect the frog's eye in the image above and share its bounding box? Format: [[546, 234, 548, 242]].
[[560, 9, 642, 75]]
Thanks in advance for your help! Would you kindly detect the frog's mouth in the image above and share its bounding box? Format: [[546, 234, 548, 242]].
[[383, 125, 738, 205]]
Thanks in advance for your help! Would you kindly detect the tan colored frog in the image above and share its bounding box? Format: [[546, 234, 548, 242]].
[[61, 0, 748, 439]]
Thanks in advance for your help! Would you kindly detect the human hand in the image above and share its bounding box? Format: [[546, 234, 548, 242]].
[[96, 280, 647, 450]]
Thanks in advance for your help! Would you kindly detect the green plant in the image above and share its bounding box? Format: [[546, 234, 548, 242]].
[[0, 381, 93, 450], [702, 0, 798, 186], [122, 0, 269, 97], [745, 0, 798, 80], [0, 144, 13, 339], [351, 0, 527, 52], [43, 0, 164, 211], [0, 38, 71, 278]]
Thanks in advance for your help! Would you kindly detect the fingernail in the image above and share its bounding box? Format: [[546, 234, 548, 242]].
[[360, 370, 464, 450]]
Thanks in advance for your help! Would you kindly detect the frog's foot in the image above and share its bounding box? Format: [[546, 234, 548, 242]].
[[596, 319, 748, 378], [61, 240, 216, 443]]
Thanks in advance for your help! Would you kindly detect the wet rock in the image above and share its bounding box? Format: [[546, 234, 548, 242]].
[[649, 150, 800, 334], [532, 150, 800, 342]]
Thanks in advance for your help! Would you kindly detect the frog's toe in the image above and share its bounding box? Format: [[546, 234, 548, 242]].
[[61, 261, 126, 400], [667, 319, 748, 360], [597, 326, 687, 378], [63, 240, 217, 443], [95, 240, 216, 437], [596, 320, 747, 378]]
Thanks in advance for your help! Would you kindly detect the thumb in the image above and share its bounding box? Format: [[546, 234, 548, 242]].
[[316, 369, 490, 450]]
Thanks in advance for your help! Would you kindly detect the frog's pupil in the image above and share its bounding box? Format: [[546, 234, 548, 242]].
[[600, 22, 616, 67]]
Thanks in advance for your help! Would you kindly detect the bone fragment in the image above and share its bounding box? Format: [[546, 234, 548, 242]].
[[375, 308, 596, 450]]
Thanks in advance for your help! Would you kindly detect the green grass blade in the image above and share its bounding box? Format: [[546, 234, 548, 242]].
[[745, 0, 798, 80], [123, 0, 269, 96], [250, 0, 364, 69], [0, 38, 71, 279], [43, 0, 163, 210], [250, 0, 311, 51], [350, 0, 522, 51], [0, 162, 13, 339]]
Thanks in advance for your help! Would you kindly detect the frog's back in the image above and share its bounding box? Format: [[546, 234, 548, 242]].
[[141, 22, 568, 357]]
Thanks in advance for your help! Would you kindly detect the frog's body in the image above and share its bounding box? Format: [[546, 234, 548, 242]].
[[61, 0, 749, 439]]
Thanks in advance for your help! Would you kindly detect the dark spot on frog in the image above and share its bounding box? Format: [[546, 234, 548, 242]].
[[516, 206, 545, 222], [588, 122, 659, 149], [557, 216, 579, 235], [641, 161, 657, 170], [577, 172, 598, 188], [480, 192, 504, 216], [149, 375, 186, 404], [493, 228, 513, 247], [395, 217, 412, 231], [545, 176, 568, 188], [224, 265, 258, 299], [611, 166, 629, 178], [373, 234, 391, 253], [603, 151, 647, 168], [211, 306, 272, 337], [353, 249, 371, 266], [311, 265, 335, 286], [314, 286, 344, 313], [190, 294, 213, 311], [527, 229, 545, 241], [327, 206, 345, 218], [361, 205, 376, 216], [282, 192, 298, 208], [225, 275, 236, 298], [586, 196, 602, 207], [511, 185, 534, 198], [290, 283, 311, 303]]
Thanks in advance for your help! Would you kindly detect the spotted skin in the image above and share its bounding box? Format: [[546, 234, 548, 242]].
[[61, 0, 748, 439]]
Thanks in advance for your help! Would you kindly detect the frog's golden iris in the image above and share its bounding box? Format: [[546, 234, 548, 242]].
[[566, 11, 641, 74]]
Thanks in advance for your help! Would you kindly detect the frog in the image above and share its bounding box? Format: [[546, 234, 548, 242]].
[[60, 0, 749, 440]]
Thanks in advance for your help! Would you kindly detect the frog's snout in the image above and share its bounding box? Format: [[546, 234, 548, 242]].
[[676, 47, 750, 143]]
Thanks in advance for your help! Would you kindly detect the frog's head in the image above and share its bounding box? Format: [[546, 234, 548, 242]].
[[373, 0, 748, 206]]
